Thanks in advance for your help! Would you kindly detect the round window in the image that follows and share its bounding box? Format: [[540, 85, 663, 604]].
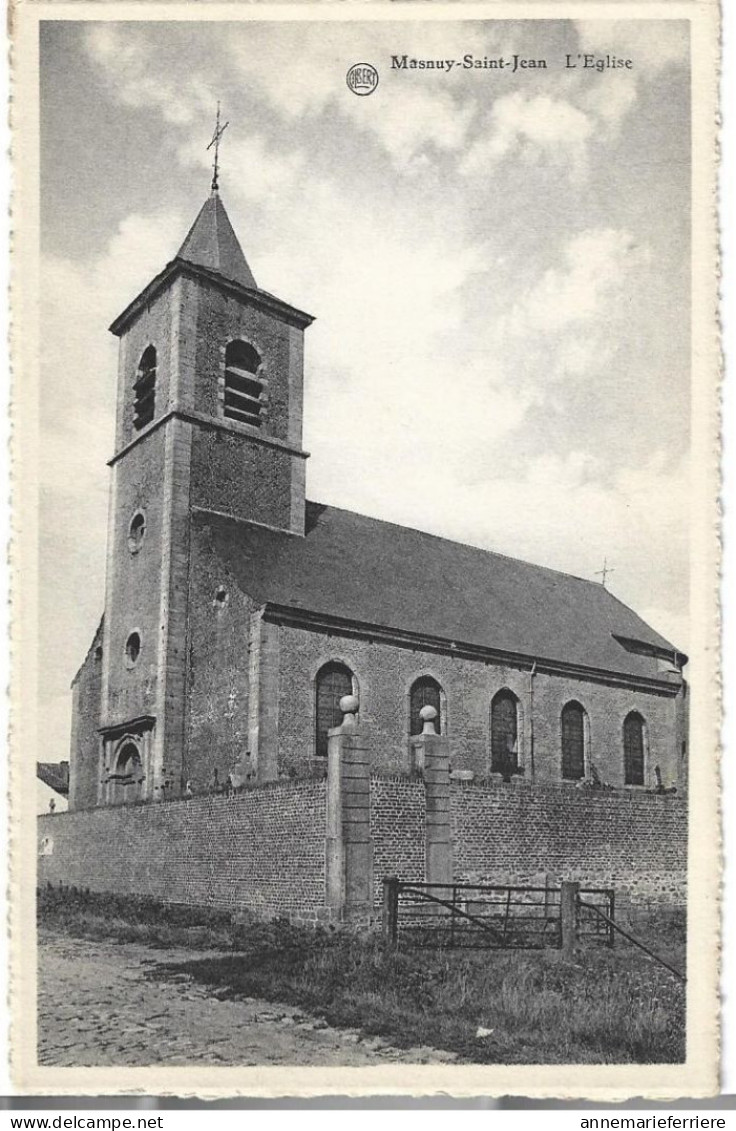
[[128, 511, 146, 553], [125, 631, 141, 668]]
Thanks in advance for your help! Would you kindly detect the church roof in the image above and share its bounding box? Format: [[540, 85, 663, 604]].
[[200, 503, 684, 686], [177, 192, 257, 290]]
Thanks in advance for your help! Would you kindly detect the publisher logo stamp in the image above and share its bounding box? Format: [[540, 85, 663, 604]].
[[346, 63, 379, 96]]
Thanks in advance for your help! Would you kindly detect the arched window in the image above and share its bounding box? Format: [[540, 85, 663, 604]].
[[133, 346, 156, 431], [491, 690, 520, 780], [114, 742, 144, 803], [224, 340, 265, 427], [623, 711, 646, 786], [409, 676, 443, 736], [315, 662, 354, 757], [561, 701, 586, 781]]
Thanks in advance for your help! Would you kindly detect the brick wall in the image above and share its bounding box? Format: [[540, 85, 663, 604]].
[[38, 781, 327, 917], [367, 776, 685, 907], [275, 623, 682, 789], [370, 775, 425, 904], [46, 768, 685, 921], [451, 781, 686, 905]]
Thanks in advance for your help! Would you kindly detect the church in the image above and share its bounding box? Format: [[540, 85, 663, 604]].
[[65, 179, 689, 818]]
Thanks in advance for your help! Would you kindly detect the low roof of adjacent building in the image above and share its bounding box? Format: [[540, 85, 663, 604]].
[[200, 502, 684, 684], [36, 762, 70, 797]]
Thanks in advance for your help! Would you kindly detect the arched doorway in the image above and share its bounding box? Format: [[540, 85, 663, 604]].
[[113, 742, 144, 804]]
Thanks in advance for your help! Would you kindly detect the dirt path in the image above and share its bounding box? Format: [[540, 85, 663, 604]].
[[38, 929, 453, 1067]]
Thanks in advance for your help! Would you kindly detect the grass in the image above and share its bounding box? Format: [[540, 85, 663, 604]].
[[38, 885, 686, 1065]]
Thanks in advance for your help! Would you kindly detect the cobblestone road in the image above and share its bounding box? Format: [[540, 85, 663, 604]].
[[38, 930, 453, 1067]]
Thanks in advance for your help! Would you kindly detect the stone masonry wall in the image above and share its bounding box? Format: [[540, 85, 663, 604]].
[[38, 782, 327, 918], [276, 623, 682, 789], [68, 622, 104, 811], [102, 430, 168, 732], [190, 430, 293, 531], [191, 281, 303, 445], [185, 517, 258, 791], [187, 278, 306, 534], [114, 285, 174, 453], [368, 776, 686, 907]]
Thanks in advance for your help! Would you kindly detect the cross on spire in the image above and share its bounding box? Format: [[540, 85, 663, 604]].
[[207, 101, 229, 194], [595, 557, 615, 588]]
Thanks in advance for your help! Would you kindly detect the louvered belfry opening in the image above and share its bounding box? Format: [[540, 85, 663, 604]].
[[410, 676, 442, 736], [315, 662, 353, 757], [561, 701, 586, 780], [224, 339, 265, 427], [133, 346, 157, 430], [491, 689, 519, 780], [623, 711, 646, 785]]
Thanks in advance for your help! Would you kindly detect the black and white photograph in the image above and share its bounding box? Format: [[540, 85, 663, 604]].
[[10, 3, 721, 1098]]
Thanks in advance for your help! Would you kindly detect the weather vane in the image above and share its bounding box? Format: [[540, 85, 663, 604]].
[[207, 101, 229, 193], [595, 557, 615, 588]]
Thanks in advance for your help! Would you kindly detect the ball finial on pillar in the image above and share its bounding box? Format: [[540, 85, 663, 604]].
[[420, 704, 438, 735], [340, 694, 359, 728]]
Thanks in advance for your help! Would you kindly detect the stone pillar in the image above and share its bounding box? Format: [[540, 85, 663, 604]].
[[325, 695, 374, 918], [561, 880, 580, 958], [411, 706, 453, 886], [247, 611, 281, 784]]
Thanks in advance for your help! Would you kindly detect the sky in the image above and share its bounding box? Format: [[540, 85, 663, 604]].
[[38, 17, 691, 761]]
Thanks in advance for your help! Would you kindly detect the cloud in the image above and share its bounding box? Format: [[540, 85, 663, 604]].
[[84, 25, 213, 125], [177, 133, 307, 202], [572, 19, 688, 136], [461, 92, 594, 179], [225, 25, 480, 170], [343, 85, 475, 169], [577, 74, 638, 130], [86, 22, 481, 174], [40, 210, 184, 490], [574, 19, 689, 74], [507, 227, 647, 334], [460, 21, 688, 180], [496, 227, 650, 389]]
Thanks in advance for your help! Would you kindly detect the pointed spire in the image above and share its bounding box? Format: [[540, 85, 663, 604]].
[[176, 193, 258, 290]]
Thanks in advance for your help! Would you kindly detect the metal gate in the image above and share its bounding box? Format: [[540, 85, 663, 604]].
[[382, 878, 615, 950]]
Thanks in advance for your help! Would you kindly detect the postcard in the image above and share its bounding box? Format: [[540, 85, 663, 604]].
[[10, 0, 721, 1098]]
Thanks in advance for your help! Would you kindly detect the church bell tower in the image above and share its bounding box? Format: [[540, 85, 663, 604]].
[[97, 176, 313, 805]]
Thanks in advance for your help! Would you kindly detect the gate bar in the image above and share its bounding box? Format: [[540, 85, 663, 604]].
[[578, 899, 685, 982]]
